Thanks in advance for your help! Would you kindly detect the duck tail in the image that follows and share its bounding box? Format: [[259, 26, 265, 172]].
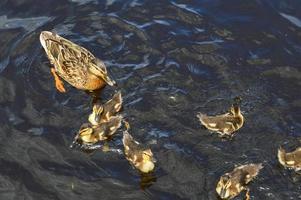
[[277, 147, 286, 166]]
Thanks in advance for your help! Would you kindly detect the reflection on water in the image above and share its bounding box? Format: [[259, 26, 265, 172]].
[[140, 172, 157, 190], [0, 0, 301, 199]]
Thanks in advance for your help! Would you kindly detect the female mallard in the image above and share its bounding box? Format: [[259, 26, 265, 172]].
[[216, 163, 263, 200], [39, 31, 116, 92], [88, 91, 122, 126], [197, 97, 244, 137], [71, 115, 122, 148], [278, 146, 301, 172], [122, 122, 156, 173]]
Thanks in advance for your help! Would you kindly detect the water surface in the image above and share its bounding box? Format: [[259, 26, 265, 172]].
[[0, 0, 301, 199]]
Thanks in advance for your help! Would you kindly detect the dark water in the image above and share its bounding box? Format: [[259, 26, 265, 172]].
[[0, 0, 301, 199]]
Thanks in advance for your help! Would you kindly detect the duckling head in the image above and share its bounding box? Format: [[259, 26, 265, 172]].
[[139, 149, 156, 173], [90, 58, 116, 86], [216, 175, 234, 199], [88, 104, 104, 126], [230, 97, 242, 115], [74, 124, 96, 145]]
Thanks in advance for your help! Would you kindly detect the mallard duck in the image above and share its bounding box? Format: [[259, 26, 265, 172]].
[[197, 97, 244, 137], [122, 122, 156, 173], [278, 147, 301, 172], [216, 163, 263, 200], [71, 115, 122, 148], [88, 91, 122, 125], [39, 31, 116, 93]]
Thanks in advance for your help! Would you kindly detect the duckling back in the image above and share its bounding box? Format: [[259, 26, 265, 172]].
[[95, 115, 122, 140], [102, 91, 123, 120], [122, 131, 137, 152]]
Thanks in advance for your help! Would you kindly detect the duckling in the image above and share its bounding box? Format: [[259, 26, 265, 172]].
[[40, 31, 116, 93], [197, 97, 244, 137], [88, 91, 122, 125], [122, 122, 156, 173], [278, 147, 301, 172], [216, 163, 263, 200], [72, 115, 122, 148]]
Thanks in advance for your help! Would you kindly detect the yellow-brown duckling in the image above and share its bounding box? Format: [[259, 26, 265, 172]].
[[216, 163, 263, 200], [40, 31, 116, 93], [88, 91, 122, 125], [122, 122, 156, 173], [278, 147, 301, 172], [72, 115, 122, 149], [197, 97, 244, 137]]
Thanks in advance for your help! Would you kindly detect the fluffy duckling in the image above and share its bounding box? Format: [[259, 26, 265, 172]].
[[216, 163, 263, 200], [278, 147, 301, 172], [88, 91, 122, 126], [122, 122, 156, 173], [72, 115, 122, 148], [40, 31, 116, 93], [197, 97, 244, 137]]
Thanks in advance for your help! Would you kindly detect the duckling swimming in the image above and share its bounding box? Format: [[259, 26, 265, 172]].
[[122, 122, 156, 173], [39, 31, 116, 93], [72, 115, 122, 148], [88, 91, 122, 125], [278, 147, 301, 172], [197, 97, 244, 137], [216, 163, 263, 200]]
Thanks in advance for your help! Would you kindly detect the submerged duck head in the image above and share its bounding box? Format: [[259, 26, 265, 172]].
[[89, 58, 116, 86]]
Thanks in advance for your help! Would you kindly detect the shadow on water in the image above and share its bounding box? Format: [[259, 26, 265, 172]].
[[0, 0, 301, 199]]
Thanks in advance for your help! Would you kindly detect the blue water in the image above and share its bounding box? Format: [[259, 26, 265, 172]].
[[0, 0, 301, 199]]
